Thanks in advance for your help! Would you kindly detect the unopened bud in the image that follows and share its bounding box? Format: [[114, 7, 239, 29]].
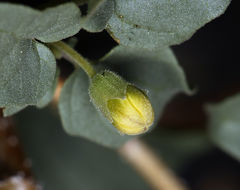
[[89, 71, 154, 135]]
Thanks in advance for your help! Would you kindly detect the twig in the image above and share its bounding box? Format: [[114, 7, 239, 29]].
[[119, 138, 188, 190]]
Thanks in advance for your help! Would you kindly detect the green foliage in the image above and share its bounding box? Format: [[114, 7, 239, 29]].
[[0, 2, 81, 113], [1, 1, 237, 189], [0, 3, 81, 42], [207, 94, 240, 161], [106, 0, 231, 49], [3, 105, 27, 117], [0, 37, 56, 109], [0, 1, 232, 150], [3, 69, 60, 116], [82, 0, 114, 32], [37, 68, 60, 108], [59, 46, 191, 147]]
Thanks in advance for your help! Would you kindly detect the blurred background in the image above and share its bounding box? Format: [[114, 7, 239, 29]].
[[0, 0, 240, 190]]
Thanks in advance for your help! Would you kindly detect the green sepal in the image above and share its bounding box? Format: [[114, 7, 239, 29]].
[[89, 70, 128, 121]]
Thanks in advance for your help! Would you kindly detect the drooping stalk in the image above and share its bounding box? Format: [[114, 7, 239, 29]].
[[50, 41, 96, 78]]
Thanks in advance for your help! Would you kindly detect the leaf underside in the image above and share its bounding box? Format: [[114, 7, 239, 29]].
[[207, 94, 240, 161]]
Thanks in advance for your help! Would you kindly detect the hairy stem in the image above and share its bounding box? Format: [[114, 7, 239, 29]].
[[119, 138, 188, 190], [50, 41, 96, 78]]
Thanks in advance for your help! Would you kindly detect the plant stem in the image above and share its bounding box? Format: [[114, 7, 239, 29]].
[[119, 138, 189, 190], [50, 41, 96, 78]]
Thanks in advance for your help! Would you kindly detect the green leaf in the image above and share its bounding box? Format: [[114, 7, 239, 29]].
[[37, 69, 60, 108], [3, 68, 59, 117], [0, 2, 82, 42], [107, 0, 231, 49], [58, 69, 131, 148], [0, 33, 56, 109], [15, 107, 152, 190], [0, 3, 79, 112], [206, 94, 240, 161], [3, 105, 27, 117], [59, 45, 190, 147], [82, 0, 114, 32]]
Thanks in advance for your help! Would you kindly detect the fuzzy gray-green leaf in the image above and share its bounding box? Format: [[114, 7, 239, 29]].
[[0, 3, 79, 113], [37, 69, 60, 108], [206, 94, 240, 161], [3, 69, 59, 116], [82, 0, 114, 32], [0, 2, 82, 42], [107, 0, 231, 49], [0, 33, 56, 109], [3, 105, 27, 117]]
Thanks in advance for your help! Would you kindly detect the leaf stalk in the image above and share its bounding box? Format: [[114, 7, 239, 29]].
[[49, 41, 96, 78]]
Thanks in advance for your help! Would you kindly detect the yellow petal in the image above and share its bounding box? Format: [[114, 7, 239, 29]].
[[107, 85, 154, 135]]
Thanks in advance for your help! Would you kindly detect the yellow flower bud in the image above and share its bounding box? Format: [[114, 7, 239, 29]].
[[89, 71, 155, 135], [107, 85, 154, 135]]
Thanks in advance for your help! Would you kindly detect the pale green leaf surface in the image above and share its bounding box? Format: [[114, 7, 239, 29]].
[[37, 69, 60, 108], [3, 68, 59, 117], [58, 69, 131, 148], [0, 3, 77, 112], [0, 2, 81, 42], [107, 0, 231, 49], [82, 0, 114, 32], [207, 94, 240, 161], [0, 33, 56, 109], [3, 105, 27, 117]]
